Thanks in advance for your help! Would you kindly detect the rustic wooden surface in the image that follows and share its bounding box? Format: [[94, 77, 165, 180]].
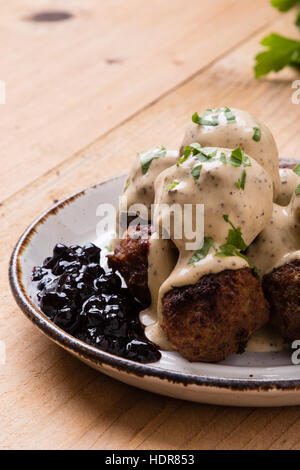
[[1, 0, 300, 450]]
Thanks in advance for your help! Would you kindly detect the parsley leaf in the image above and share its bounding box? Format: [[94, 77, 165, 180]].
[[224, 107, 236, 123], [214, 215, 259, 274], [124, 178, 130, 191], [296, 8, 300, 27], [229, 147, 251, 168], [192, 111, 219, 127], [229, 147, 243, 167], [191, 164, 202, 182], [236, 169, 247, 190], [220, 153, 227, 164], [166, 180, 180, 191], [253, 127, 261, 142], [215, 246, 260, 276], [223, 215, 247, 251], [271, 0, 300, 11], [295, 184, 300, 195], [293, 162, 300, 175], [178, 143, 202, 165], [188, 237, 215, 264], [196, 148, 217, 162], [255, 33, 300, 78], [140, 146, 167, 175]]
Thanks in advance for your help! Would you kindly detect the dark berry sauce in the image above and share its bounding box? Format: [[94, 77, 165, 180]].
[[32, 243, 161, 363]]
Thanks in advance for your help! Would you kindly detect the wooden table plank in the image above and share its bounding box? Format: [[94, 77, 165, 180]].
[[2, 7, 300, 450], [0, 0, 277, 202]]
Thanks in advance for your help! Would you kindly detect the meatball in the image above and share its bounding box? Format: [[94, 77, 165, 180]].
[[107, 224, 152, 306], [263, 259, 300, 342], [162, 268, 269, 362]]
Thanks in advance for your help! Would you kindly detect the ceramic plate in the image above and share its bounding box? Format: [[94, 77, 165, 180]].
[[9, 174, 300, 407]]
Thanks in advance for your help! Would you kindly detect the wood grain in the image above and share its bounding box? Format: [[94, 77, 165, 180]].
[[1, 2, 300, 450], [0, 0, 277, 201]]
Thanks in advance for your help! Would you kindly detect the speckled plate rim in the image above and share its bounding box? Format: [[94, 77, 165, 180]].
[[8, 174, 300, 397]]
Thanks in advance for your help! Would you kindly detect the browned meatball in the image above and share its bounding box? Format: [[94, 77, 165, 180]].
[[263, 259, 300, 342], [107, 224, 152, 306], [162, 268, 269, 362]]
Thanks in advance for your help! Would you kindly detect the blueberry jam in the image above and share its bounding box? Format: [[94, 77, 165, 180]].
[[32, 243, 161, 363]]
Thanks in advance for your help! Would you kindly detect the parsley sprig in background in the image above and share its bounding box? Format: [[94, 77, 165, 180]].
[[255, 0, 300, 77]]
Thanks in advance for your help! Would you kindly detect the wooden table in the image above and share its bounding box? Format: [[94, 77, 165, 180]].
[[1, 0, 300, 450]]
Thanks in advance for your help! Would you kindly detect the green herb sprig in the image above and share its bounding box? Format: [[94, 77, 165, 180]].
[[191, 108, 237, 127], [191, 164, 202, 182], [188, 237, 215, 264], [255, 0, 300, 77], [188, 215, 259, 275], [253, 127, 261, 142], [236, 169, 247, 190], [140, 146, 167, 175], [166, 180, 180, 191], [229, 147, 251, 167], [215, 215, 259, 275], [124, 178, 130, 192], [293, 162, 300, 174], [192, 111, 219, 127]]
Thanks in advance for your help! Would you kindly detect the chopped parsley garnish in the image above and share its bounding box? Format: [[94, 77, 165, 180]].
[[192, 108, 237, 127], [224, 107, 236, 123], [220, 153, 227, 164], [177, 143, 202, 165], [293, 163, 300, 175], [222, 215, 247, 251], [214, 215, 259, 275], [236, 169, 247, 190], [187, 216, 258, 274], [253, 127, 261, 142], [178, 145, 217, 165], [166, 180, 180, 191], [192, 111, 219, 127], [177, 153, 189, 166], [188, 237, 215, 264], [229, 147, 251, 167], [295, 184, 300, 195], [191, 164, 202, 182], [140, 146, 167, 175], [124, 178, 130, 191], [229, 147, 243, 167], [196, 148, 217, 162]]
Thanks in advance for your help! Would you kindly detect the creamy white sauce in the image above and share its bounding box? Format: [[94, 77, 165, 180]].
[[121, 147, 179, 217], [246, 325, 285, 352], [181, 108, 280, 199], [139, 235, 177, 349], [276, 168, 300, 206], [247, 192, 300, 275]]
